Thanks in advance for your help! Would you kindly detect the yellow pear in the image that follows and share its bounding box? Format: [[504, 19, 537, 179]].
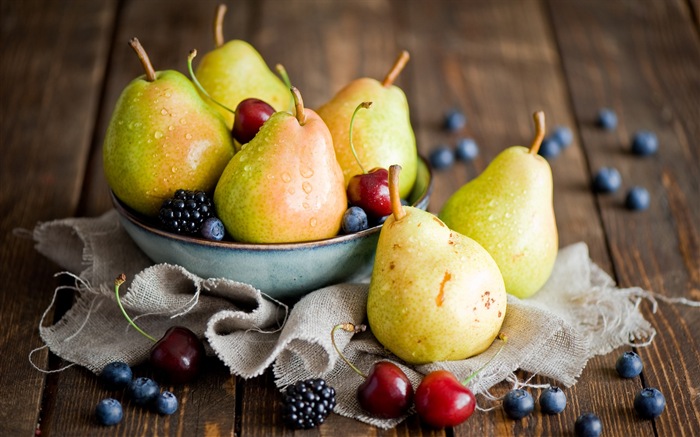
[[103, 38, 234, 216], [194, 4, 292, 128], [214, 87, 346, 243], [317, 51, 417, 198], [367, 166, 507, 365], [439, 111, 558, 299]]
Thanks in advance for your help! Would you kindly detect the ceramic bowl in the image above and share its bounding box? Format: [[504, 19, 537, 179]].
[[112, 156, 433, 300]]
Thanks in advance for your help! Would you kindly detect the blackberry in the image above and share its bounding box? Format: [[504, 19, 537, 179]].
[[281, 378, 336, 429], [158, 189, 214, 235]]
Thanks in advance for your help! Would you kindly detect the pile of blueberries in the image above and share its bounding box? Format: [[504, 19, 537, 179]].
[[499, 350, 665, 437], [95, 361, 179, 426]]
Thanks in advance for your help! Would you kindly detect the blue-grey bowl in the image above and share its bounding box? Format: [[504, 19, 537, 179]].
[[112, 156, 433, 300]]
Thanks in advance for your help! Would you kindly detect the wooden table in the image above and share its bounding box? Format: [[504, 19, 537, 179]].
[[2, 0, 699, 435]]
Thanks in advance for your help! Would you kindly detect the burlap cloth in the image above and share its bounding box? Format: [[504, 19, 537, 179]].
[[30, 210, 658, 429]]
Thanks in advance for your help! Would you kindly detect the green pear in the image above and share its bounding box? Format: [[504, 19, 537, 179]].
[[194, 4, 292, 128], [439, 111, 558, 299], [103, 38, 234, 217], [214, 87, 347, 243], [317, 51, 417, 198], [367, 165, 506, 365]]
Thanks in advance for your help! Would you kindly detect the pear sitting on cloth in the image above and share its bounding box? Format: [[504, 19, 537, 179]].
[[367, 165, 507, 365]]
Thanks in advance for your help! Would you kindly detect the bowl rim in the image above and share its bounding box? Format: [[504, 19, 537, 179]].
[[112, 155, 433, 251]]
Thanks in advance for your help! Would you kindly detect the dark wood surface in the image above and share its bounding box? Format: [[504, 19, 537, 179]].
[[1, 0, 698, 435]]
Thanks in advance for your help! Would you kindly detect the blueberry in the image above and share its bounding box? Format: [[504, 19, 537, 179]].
[[634, 387, 666, 419], [503, 389, 534, 419], [592, 167, 622, 193], [631, 130, 658, 156], [625, 187, 650, 211], [455, 138, 479, 161], [552, 126, 574, 148], [575, 412, 602, 437], [443, 108, 466, 131], [100, 361, 132, 391], [615, 351, 643, 378], [153, 391, 179, 415], [341, 206, 368, 234], [429, 145, 455, 170], [539, 386, 567, 414], [596, 108, 617, 130], [201, 217, 225, 241], [538, 137, 561, 159], [128, 377, 160, 406], [95, 398, 123, 426]]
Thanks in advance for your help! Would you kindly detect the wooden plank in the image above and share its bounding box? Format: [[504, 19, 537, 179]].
[[400, 0, 653, 435], [0, 0, 117, 435], [548, 0, 700, 435], [43, 0, 246, 435]]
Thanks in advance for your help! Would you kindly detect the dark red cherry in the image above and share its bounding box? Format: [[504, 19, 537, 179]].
[[232, 98, 275, 144], [415, 370, 476, 428], [150, 326, 205, 384], [346, 167, 392, 218], [357, 361, 414, 419]]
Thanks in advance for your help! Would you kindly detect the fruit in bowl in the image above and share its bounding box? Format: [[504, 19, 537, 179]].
[[111, 155, 432, 300]]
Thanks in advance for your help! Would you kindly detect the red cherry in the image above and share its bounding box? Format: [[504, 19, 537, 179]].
[[150, 326, 205, 384], [414, 370, 476, 428], [357, 361, 414, 419], [347, 167, 392, 218], [232, 98, 275, 145]]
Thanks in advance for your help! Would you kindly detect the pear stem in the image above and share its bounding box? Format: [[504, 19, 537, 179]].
[[349, 102, 373, 175], [114, 274, 157, 343], [461, 333, 508, 386], [187, 49, 237, 115], [331, 323, 368, 379], [128, 38, 156, 82], [389, 165, 406, 220], [214, 4, 226, 48], [275, 64, 295, 110], [528, 111, 546, 155], [381, 50, 410, 87], [291, 86, 306, 125]]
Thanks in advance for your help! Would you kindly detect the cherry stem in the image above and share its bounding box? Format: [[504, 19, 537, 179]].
[[291, 86, 306, 125], [389, 165, 406, 221], [381, 50, 410, 87], [187, 49, 237, 116], [349, 102, 373, 174], [331, 323, 368, 379], [529, 111, 546, 155], [461, 332, 508, 386], [128, 38, 156, 82], [114, 274, 156, 343], [214, 3, 226, 48], [275, 64, 295, 110]]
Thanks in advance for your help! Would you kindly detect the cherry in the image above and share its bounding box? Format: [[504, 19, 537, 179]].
[[331, 323, 414, 418], [344, 102, 392, 218], [415, 370, 476, 428], [414, 333, 508, 428], [114, 274, 205, 384], [187, 50, 276, 145], [231, 98, 275, 144]]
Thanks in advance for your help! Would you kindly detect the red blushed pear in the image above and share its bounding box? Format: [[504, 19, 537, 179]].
[[214, 87, 347, 243], [331, 323, 414, 419], [114, 274, 205, 384], [345, 102, 392, 219], [317, 51, 418, 198], [103, 38, 234, 217], [367, 165, 507, 365]]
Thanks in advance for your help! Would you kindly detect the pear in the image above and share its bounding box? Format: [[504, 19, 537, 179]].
[[439, 111, 558, 299], [103, 38, 234, 217], [194, 4, 292, 128], [214, 87, 347, 243], [317, 51, 417, 198], [367, 165, 506, 365]]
